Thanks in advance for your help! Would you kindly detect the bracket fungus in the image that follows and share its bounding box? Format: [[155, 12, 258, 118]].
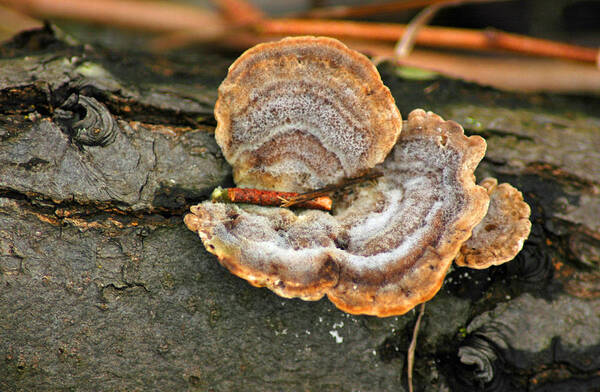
[[455, 178, 532, 269], [184, 37, 532, 317], [214, 36, 402, 192]]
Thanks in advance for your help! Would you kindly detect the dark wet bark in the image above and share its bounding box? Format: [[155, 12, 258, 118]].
[[1, 26, 599, 391]]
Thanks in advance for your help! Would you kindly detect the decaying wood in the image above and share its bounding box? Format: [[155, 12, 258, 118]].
[[1, 27, 599, 391]]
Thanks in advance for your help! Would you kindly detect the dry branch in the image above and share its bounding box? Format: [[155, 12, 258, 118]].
[[259, 19, 598, 63], [296, 0, 501, 19]]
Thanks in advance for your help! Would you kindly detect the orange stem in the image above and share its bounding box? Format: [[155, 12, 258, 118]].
[[281, 171, 382, 208], [395, 3, 445, 57], [297, 0, 483, 19], [211, 0, 264, 26], [258, 18, 598, 63], [1, 0, 225, 38], [211, 187, 332, 211], [2, 0, 596, 63]]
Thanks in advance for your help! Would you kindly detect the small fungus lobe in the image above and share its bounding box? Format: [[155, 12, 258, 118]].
[[455, 178, 532, 269], [185, 37, 531, 317]]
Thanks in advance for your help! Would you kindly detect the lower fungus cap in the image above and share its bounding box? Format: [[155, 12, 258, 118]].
[[185, 110, 494, 316]]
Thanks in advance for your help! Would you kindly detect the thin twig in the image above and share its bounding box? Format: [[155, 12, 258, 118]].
[[211, 0, 264, 26], [395, 1, 505, 57], [407, 303, 426, 392], [281, 171, 382, 208], [4, 0, 597, 63], [395, 4, 444, 58], [211, 187, 332, 211], [1, 0, 226, 39], [295, 0, 497, 19], [258, 19, 599, 63], [348, 41, 600, 93]]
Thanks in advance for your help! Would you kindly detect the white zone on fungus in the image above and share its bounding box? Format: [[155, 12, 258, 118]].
[[342, 201, 446, 270], [185, 109, 494, 316], [346, 187, 404, 245], [231, 89, 369, 165]]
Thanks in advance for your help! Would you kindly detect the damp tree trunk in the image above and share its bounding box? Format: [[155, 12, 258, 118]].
[[1, 27, 599, 392]]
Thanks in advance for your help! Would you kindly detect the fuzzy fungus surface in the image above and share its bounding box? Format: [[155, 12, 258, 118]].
[[184, 36, 531, 317], [214, 36, 402, 192], [186, 109, 491, 316]]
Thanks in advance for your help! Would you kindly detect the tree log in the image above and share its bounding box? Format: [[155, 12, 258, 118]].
[[1, 26, 599, 391]]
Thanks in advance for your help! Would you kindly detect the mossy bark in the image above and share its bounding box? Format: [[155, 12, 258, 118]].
[[1, 26, 599, 391]]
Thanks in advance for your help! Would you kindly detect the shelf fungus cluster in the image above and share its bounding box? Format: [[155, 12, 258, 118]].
[[184, 37, 532, 317]]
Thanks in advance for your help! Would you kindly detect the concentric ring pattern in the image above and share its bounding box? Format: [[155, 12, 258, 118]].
[[214, 36, 402, 192], [185, 110, 490, 316]]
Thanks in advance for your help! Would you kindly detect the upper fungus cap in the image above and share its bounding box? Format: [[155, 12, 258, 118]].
[[214, 36, 402, 192], [455, 178, 532, 269], [185, 109, 491, 316]]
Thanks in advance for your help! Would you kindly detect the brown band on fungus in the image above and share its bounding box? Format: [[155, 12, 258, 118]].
[[214, 36, 402, 192], [185, 109, 491, 316], [185, 203, 342, 300], [325, 109, 490, 316], [455, 178, 532, 269]]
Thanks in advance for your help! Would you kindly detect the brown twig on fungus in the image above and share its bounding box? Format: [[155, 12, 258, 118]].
[[281, 171, 383, 208], [211, 187, 333, 211]]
